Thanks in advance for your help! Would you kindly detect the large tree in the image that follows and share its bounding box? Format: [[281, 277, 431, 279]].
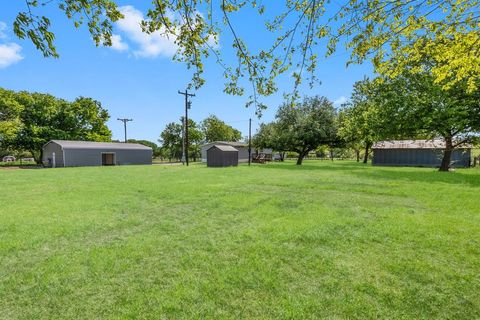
[[200, 115, 241, 143], [9, 1, 480, 112], [274, 96, 338, 165], [370, 73, 480, 171], [158, 118, 203, 162], [0, 89, 111, 163], [338, 79, 387, 164], [159, 122, 183, 162]]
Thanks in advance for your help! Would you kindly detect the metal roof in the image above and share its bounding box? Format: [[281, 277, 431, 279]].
[[203, 141, 247, 148], [372, 139, 471, 149], [48, 140, 152, 150], [208, 145, 239, 152]]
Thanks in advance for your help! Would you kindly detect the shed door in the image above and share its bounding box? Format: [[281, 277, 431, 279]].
[[102, 153, 115, 166]]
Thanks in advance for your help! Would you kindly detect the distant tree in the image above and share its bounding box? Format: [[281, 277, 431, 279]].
[[253, 122, 288, 161], [158, 118, 204, 162], [200, 115, 241, 142], [159, 122, 183, 162], [0, 89, 111, 163], [275, 96, 338, 165], [0, 88, 23, 149], [127, 139, 159, 157], [338, 79, 387, 163], [185, 118, 204, 162], [370, 72, 480, 171]]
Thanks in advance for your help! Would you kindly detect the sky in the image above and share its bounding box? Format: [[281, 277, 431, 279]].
[[0, 1, 373, 143]]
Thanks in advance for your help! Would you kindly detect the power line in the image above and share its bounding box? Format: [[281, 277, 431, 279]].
[[178, 89, 195, 166], [117, 118, 133, 143]]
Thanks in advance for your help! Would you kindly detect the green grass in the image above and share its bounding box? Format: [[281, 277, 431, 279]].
[[1, 161, 479, 319]]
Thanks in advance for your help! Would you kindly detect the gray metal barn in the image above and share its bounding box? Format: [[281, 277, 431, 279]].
[[42, 140, 152, 167], [207, 145, 239, 167], [372, 140, 471, 168]]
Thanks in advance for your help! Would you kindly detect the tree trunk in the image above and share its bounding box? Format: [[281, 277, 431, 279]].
[[330, 149, 334, 161], [296, 150, 308, 165], [363, 143, 370, 164], [439, 136, 453, 172], [280, 152, 285, 162], [355, 149, 360, 162]]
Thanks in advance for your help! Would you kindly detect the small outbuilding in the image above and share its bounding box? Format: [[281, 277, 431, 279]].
[[372, 139, 471, 168], [207, 145, 239, 167], [42, 140, 152, 167], [201, 141, 272, 163]]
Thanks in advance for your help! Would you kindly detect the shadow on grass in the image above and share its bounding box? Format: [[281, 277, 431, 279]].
[[262, 161, 480, 187]]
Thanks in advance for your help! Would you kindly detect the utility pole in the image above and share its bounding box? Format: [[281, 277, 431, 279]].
[[248, 118, 252, 166], [117, 118, 133, 143], [178, 89, 195, 166]]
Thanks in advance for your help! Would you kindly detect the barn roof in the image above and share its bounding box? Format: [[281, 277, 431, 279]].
[[47, 140, 152, 150], [208, 145, 239, 152], [372, 139, 471, 150]]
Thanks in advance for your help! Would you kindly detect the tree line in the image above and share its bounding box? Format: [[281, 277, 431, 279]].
[[253, 61, 480, 171], [0, 88, 111, 163]]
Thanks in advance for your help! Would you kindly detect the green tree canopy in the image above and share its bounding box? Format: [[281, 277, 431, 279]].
[[260, 96, 338, 165], [0, 88, 111, 162], [11, 1, 480, 112], [200, 115, 241, 143], [338, 79, 389, 163], [367, 71, 480, 171]]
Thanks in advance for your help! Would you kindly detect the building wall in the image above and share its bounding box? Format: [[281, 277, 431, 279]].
[[42, 142, 64, 167], [207, 148, 238, 167], [372, 149, 471, 167], [63, 148, 152, 167], [201, 143, 269, 163]]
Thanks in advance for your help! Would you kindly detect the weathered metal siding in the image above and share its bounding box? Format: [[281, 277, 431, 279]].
[[201, 144, 253, 163], [64, 148, 152, 167], [207, 148, 239, 167], [42, 142, 64, 167], [372, 149, 471, 167]]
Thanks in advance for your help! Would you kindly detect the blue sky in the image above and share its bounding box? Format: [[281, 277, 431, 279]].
[[0, 1, 373, 143]]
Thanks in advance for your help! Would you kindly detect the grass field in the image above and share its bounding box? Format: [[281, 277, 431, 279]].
[[1, 161, 479, 319]]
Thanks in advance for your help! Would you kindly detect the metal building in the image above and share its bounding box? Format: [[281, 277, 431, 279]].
[[206, 145, 239, 167], [201, 141, 272, 163], [372, 140, 471, 168], [42, 140, 153, 167]]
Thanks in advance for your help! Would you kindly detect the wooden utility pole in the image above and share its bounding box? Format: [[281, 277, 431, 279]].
[[117, 118, 133, 142], [248, 118, 252, 166], [178, 89, 195, 166]]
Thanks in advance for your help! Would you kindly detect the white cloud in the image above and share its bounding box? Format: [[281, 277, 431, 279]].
[[0, 43, 23, 68], [333, 96, 348, 106], [110, 34, 129, 51], [116, 5, 178, 58]]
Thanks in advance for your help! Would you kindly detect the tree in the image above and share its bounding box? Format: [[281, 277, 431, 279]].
[[0, 89, 111, 163], [369, 73, 480, 171], [11, 1, 480, 112], [338, 79, 387, 164], [158, 118, 204, 162], [0, 88, 23, 148], [185, 118, 204, 162], [200, 115, 241, 142], [159, 122, 183, 162], [127, 139, 159, 157], [253, 122, 288, 161], [274, 96, 338, 165]]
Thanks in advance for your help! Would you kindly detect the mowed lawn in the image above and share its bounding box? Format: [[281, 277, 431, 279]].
[[0, 161, 479, 319]]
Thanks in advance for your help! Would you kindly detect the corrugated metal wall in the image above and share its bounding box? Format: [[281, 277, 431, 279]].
[[372, 149, 471, 167], [63, 148, 152, 167], [207, 148, 239, 167]]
